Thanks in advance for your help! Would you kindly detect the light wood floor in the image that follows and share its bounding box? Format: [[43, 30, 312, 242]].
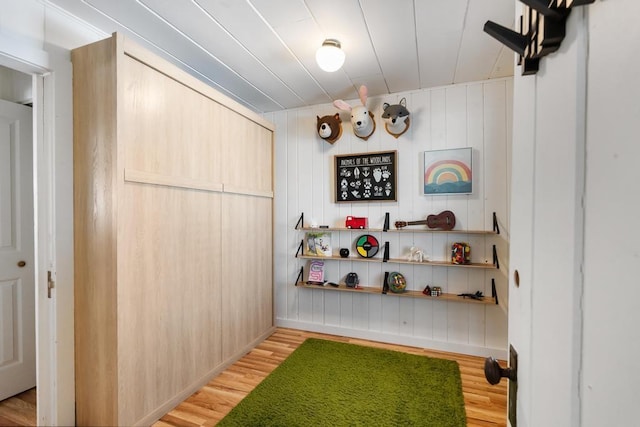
[[155, 328, 507, 427], [0, 388, 36, 426], [0, 328, 507, 426]]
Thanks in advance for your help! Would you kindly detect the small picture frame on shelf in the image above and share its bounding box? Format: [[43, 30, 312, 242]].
[[306, 232, 332, 256]]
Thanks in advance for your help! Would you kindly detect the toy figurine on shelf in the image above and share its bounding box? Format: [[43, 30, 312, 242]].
[[422, 285, 442, 297], [407, 246, 428, 262], [345, 216, 368, 229], [345, 272, 359, 288], [458, 291, 484, 300]]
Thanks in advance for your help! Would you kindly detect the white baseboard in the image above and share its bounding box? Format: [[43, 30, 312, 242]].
[[276, 319, 508, 360]]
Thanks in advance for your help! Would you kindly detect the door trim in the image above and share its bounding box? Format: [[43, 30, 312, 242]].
[[0, 30, 75, 426]]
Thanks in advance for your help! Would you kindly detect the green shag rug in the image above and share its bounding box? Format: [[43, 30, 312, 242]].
[[217, 338, 466, 426]]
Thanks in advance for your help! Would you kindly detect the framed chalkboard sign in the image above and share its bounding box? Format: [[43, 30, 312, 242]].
[[335, 150, 397, 203]]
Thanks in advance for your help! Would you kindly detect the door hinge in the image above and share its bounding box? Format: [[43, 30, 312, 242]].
[[47, 270, 55, 298]]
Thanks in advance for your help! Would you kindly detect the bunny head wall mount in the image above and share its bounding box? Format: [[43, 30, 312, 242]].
[[333, 85, 376, 141], [381, 97, 410, 138]]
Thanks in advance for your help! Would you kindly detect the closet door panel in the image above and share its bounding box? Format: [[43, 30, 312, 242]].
[[221, 193, 273, 360], [122, 55, 222, 184], [220, 109, 273, 194], [118, 182, 222, 424]]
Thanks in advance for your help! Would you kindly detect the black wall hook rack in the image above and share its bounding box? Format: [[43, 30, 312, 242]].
[[484, 0, 595, 75]]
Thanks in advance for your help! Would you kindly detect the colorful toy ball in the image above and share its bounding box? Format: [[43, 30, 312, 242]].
[[388, 272, 407, 293]]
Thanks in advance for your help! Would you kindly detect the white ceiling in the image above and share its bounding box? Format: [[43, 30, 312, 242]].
[[46, 0, 516, 113]]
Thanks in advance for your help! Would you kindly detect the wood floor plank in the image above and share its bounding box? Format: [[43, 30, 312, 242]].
[[0, 388, 37, 427], [0, 329, 507, 426]]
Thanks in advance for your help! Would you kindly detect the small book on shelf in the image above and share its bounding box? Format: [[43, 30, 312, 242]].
[[306, 260, 325, 285], [305, 232, 332, 257]]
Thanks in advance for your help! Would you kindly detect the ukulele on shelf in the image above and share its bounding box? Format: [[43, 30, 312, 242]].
[[394, 210, 456, 231]]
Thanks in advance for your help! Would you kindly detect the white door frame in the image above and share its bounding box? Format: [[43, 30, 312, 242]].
[[0, 34, 75, 426]]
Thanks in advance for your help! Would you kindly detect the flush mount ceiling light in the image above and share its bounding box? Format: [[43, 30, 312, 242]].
[[316, 39, 345, 72]]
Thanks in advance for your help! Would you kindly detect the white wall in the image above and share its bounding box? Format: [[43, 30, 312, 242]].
[[267, 79, 512, 357], [509, 7, 588, 426], [582, 1, 640, 425]]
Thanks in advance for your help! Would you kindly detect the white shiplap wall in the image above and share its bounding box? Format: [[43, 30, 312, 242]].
[[266, 78, 512, 357]]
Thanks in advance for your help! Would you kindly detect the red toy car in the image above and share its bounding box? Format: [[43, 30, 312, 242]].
[[345, 216, 368, 229]]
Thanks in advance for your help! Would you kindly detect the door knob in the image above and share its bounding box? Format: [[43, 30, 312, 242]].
[[17, 260, 26, 267], [486, 345, 519, 427], [484, 357, 516, 385]]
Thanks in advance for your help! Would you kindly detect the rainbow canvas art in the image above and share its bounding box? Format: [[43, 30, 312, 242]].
[[424, 148, 472, 195]]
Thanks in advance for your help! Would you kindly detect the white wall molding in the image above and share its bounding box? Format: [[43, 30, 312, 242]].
[[0, 31, 49, 74], [277, 318, 508, 359]]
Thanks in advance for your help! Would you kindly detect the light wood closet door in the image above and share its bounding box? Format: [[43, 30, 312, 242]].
[[73, 33, 275, 427], [221, 108, 273, 194], [122, 53, 223, 182], [119, 55, 224, 423], [220, 106, 273, 359], [221, 193, 273, 360], [119, 185, 222, 422]]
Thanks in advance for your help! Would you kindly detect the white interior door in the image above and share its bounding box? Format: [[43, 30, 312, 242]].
[[508, 74, 535, 427], [0, 98, 35, 401]]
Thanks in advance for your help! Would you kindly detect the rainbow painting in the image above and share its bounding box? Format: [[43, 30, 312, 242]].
[[423, 148, 473, 195]]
